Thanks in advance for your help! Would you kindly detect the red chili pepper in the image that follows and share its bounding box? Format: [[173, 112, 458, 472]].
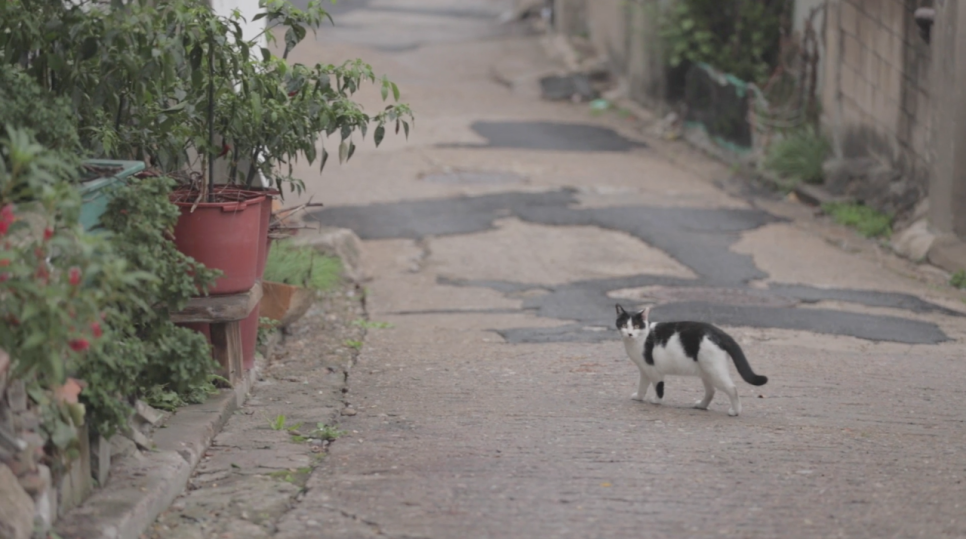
[[91, 322, 103, 338], [69, 338, 90, 352], [44, 228, 54, 241], [69, 267, 82, 286]]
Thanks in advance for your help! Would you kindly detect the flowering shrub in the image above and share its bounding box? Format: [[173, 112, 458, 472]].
[[0, 130, 142, 390], [0, 128, 149, 463]]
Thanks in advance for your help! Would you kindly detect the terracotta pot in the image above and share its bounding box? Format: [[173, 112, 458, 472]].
[[171, 191, 265, 295], [240, 187, 279, 280], [260, 281, 314, 327]]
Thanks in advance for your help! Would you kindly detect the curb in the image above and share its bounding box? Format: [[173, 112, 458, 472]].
[[54, 361, 263, 539]]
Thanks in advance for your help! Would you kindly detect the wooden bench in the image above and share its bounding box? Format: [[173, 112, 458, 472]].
[[170, 282, 262, 389]]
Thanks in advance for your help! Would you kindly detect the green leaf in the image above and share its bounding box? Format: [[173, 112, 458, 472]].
[[320, 147, 329, 172], [381, 82, 388, 101], [374, 125, 385, 147], [22, 333, 46, 351], [51, 420, 77, 449], [347, 140, 356, 161], [338, 140, 348, 163], [162, 102, 186, 114], [403, 121, 410, 139], [391, 82, 400, 101], [81, 37, 99, 60]]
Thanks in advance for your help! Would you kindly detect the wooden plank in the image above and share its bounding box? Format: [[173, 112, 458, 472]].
[[170, 282, 262, 323], [209, 322, 243, 387]]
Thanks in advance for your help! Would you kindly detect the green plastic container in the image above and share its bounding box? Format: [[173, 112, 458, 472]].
[[78, 160, 145, 231]]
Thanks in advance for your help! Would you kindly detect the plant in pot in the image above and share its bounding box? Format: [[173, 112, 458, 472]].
[[159, 0, 412, 368], [167, 0, 412, 295]]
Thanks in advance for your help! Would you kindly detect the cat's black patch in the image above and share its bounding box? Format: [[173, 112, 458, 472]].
[[644, 322, 714, 364], [655, 381, 664, 399]]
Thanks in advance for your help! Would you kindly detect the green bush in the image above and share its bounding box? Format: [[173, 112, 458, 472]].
[[0, 127, 147, 457], [660, 0, 790, 84], [950, 270, 966, 290], [264, 241, 342, 291], [763, 128, 831, 185], [0, 67, 81, 157], [822, 202, 892, 239]]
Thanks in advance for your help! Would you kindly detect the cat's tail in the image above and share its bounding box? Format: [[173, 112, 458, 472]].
[[716, 331, 768, 386]]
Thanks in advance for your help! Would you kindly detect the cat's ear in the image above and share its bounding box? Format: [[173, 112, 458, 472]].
[[643, 306, 651, 325], [615, 304, 626, 316]]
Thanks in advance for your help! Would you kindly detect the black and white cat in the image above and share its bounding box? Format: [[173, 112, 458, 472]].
[[615, 304, 768, 416]]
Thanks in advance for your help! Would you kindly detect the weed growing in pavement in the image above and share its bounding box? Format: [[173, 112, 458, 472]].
[[344, 339, 363, 351], [951, 270, 966, 289], [822, 202, 892, 238], [352, 319, 394, 329], [311, 423, 346, 442], [269, 414, 302, 433], [267, 467, 312, 485]]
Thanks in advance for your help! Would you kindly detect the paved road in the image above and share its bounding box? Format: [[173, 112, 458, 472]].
[[194, 1, 966, 537]]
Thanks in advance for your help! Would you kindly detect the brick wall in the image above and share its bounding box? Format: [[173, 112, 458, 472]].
[[823, 0, 933, 202]]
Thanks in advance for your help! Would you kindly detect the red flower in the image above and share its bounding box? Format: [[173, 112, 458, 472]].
[[44, 228, 54, 241], [69, 267, 81, 286], [69, 338, 90, 352], [0, 204, 14, 235], [90, 322, 103, 338]]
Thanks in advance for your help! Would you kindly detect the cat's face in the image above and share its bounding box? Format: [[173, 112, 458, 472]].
[[615, 304, 647, 340]]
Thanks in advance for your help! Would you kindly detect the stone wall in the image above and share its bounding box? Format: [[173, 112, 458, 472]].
[[822, 0, 932, 216]]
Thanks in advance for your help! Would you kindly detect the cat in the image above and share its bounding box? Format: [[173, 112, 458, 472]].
[[615, 304, 768, 416]]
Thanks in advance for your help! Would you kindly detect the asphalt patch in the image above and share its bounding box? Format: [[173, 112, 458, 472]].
[[307, 190, 959, 344], [438, 121, 647, 152]]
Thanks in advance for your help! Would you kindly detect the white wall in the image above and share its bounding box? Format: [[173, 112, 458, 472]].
[[210, 0, 267, 48]]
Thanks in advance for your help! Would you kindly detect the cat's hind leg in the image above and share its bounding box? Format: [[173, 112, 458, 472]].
[[694, 376, 715, 410], [646, 377, 664, 405], [701, 348, 741, 416]]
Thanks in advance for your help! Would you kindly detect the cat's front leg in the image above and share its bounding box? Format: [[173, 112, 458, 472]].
[[631, 369, 648, 401]]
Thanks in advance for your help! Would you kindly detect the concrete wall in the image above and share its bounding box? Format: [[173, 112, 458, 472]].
[[584, 0, 628, 75], [821, 0, 932, 208], [929, 0, 966, 241]]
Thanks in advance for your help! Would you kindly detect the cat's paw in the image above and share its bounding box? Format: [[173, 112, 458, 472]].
[[693, 401, 709, 410], [727, 408, 739, 417], [646, 397, 663, 405], [631, 392, 645, 401]]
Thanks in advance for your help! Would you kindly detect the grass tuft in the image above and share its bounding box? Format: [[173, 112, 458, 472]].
[[950, 270, 966, 289], [822, 202, 892, 238], [264, 240, 342, 291], [763, 127, 831, 185]]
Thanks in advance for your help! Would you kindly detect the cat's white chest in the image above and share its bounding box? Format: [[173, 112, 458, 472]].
[[622, 336, 646, 368]]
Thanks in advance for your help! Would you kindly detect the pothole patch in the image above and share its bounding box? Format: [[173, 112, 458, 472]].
[[610, 286, 800, 309]]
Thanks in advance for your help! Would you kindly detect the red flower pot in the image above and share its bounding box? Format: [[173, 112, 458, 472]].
[[171, 191, 265, 295], [250, 188, 279, 279]]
